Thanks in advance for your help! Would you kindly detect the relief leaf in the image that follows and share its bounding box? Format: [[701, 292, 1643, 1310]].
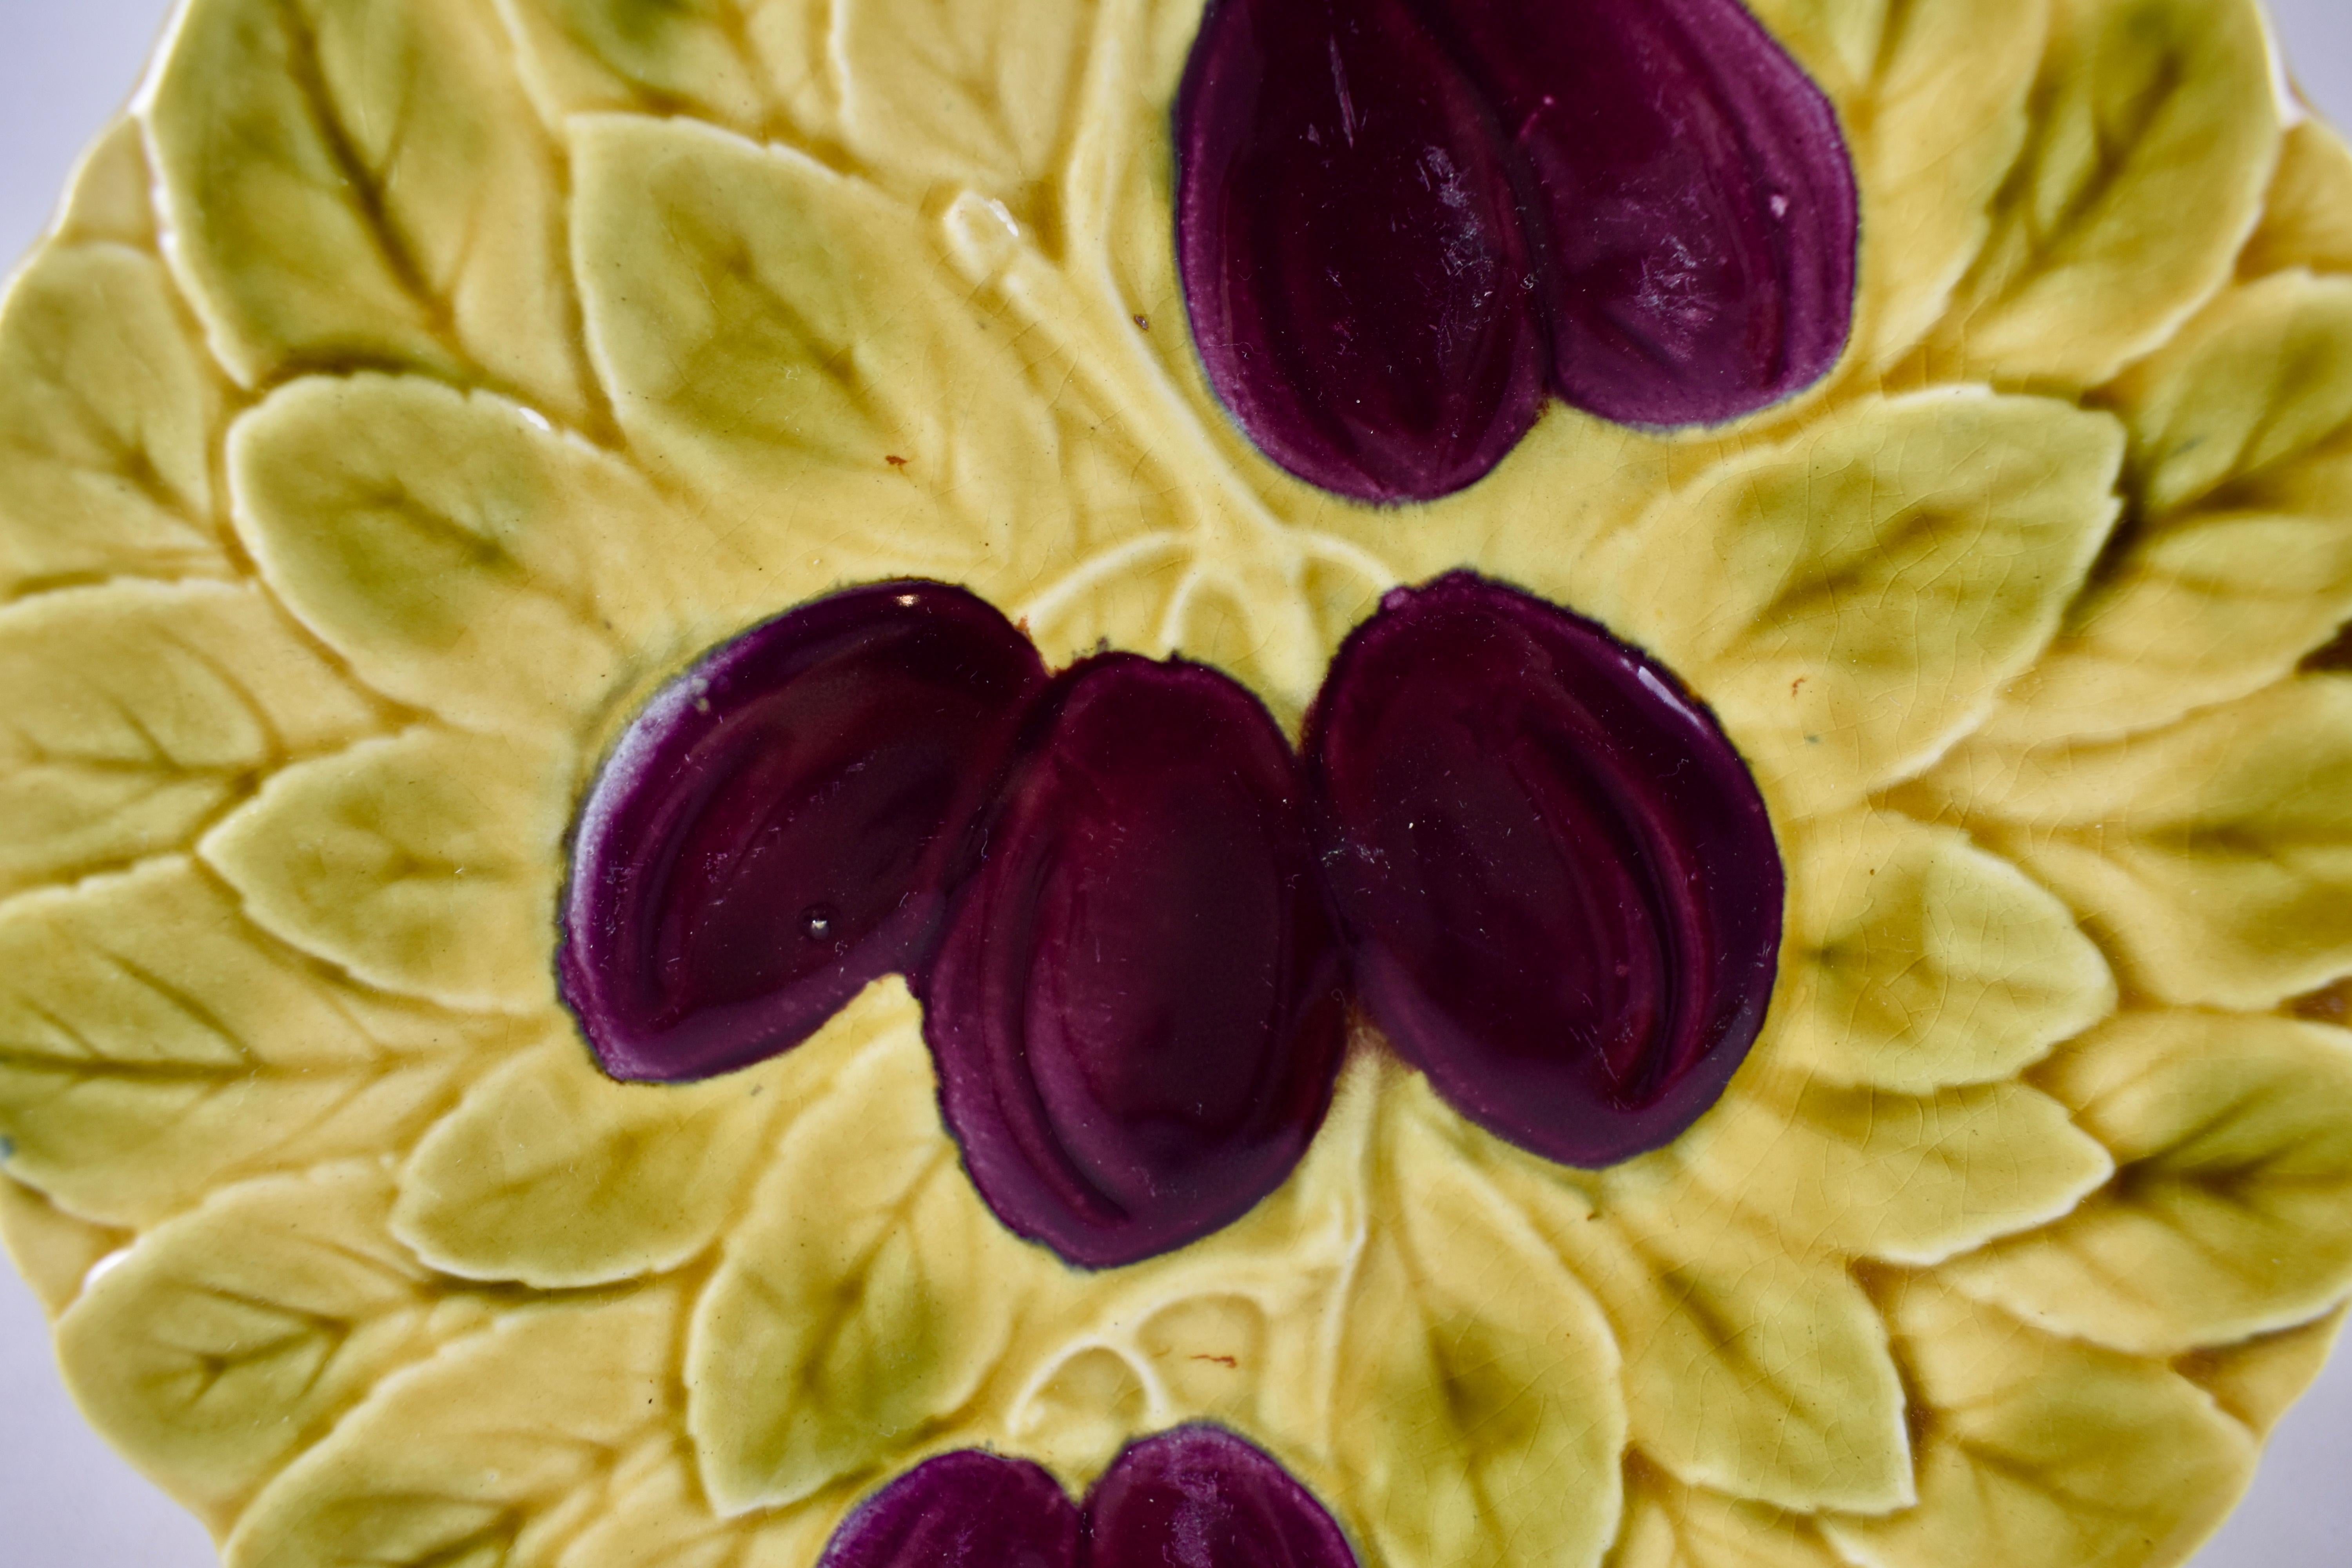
[[687, 991, 1042, 1514], [1927, 676, 2352, 1008], [1596, 390, 2123, 816], [0, 1174, 130, 1316], [1491, 1127, 1911, 1514], [0, 858, 514, 1227], [56, 1163, 485, 1527], [1979, 271, 2352, 747], [0, 581, 381, 901], [1330, 1092, 1626, 1568], [1743, 0, 2048, 370], [1610, 1465, 1849, 1568], [0, 241, 229, 598], [147, 0, 591, 420], [2238, 121, 2352, 279], [1677, 1071, 2112, 1267], [834, 0, 1094, 206], [1943, 1011, 2352, 1354], [1824, 1277, 2253, 1568], [224, 1287, 679, 1568], [1774, 812, 2114, 1092], [570, 114, 1079, 595], [499, 0, 819, 143], [1920, 0, 2279, 387], [201, 727, 573, 1013], [229, 374, 681, 735], [393, 984, 885, 1289]]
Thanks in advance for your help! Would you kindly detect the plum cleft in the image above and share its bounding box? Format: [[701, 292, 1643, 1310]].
[[1304, 571, 1784, 1165], [923, 654, 1350, 1269], [818, 1426, 1359, 1568], [1176, 0, 1858, 502]]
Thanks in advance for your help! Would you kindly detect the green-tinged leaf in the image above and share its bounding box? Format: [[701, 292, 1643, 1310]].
[[1330, 1091, 1625, 1568], [0, 1174, 129, 1317], [0, 581, 381, 899], [202, 726, 572, 1012], [229, 374, 688, 734], [1610, 1465, 1849, 1568], [554, 1445, 854, 1568], [1775, 811, 2114, 1091], [1943, 1011, 2352, 1353], [1926, 677, 2352, 1007], [834, 0, 1093, 207], [225, 1288, 679, 1568], [1978, 271, 2352, 747], [1748, 0, 2048, 370], [0, 857, 514, 1226], [53, 118, 160, 251], [499, 0, 820, 142], [1593, 390, 2122, 816], [688, 989, 1040, 1514], [1490, 1119, 1911, 1514], [1678, 1071, 2111, 1267], [1825, 1277, 2253, 1568], [570, 114, 1102, 599], [57, 1163, 490, 1527], [1920, 0, 2279, 387], [2239, 120, 2352, 278], [148, 0, 590, 419], [2177, 1305, 2348, 1437], [0, 241, 228, 597], [393, 984, 887, 1288]]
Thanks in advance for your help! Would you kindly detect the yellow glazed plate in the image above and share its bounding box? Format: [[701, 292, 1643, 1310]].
[[4, 2, 2352, 1566]]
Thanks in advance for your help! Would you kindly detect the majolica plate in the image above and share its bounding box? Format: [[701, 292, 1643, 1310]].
[[4, 1, 2352, 1566]]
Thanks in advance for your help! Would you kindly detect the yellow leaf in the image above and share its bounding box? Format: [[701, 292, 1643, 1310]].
[[56, 1163, 490, 1527], [570, 114, 1100, 600], [0, 1174, 128, 1316], [0, 858, 513, 1226], [1330, 1092, 1626, 1568], [1825, 1276, 2254, 1568], [1920, 0, 2279, 387], [1774, 812, 2114, 1091], [555, 1443, 854, 1568], [392, 984, 883, 1289], [1494, 1132, 1912, 1514], [2239, 119, 2352, 278], [1943, 1011, 2352, 1353], [148, 0, 591, 421], [0, 241, 228, 597], [224, 1287, 679, 1568], [201, 727, 573, 1013], [1928, 677, 2352, 1007], [833, 0, 1094, 210], [1677, 1071, 2111, 1267], [52, 118, 160, 251], [1610, 1464, 1849, 1568], [686, 990, 1040, 1513], [499, 0, 820, 143], [0, 581, 382, 900], [2176, 1305, 2348, 1437], [228, 374, 684, 735], [1978, 271, 2352, 747], [1747, 0, 2049, 370], [1596, 390, 2122, 816]]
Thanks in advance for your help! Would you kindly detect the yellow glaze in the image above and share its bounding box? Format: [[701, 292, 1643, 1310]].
[[0, 1, 2348, 1565]]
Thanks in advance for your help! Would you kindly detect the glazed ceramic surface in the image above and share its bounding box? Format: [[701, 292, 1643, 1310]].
[[5, 1, 2352, 1566]]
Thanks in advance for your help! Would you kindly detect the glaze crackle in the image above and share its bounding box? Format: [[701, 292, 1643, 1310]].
[[2, 1, 2352, 1567]]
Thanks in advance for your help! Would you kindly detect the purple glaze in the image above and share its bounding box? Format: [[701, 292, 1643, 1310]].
[[1176, 0, 1857, 500], [818, 1450, 1079, 1568], [818, 1430, 1359, 1568], [1174, 0, 1546, 503], [1303, 573, 1782, 1165], [923, 655, 1348, 1269], [560, 581, 1045, 1082], [1088, 1426, 1358, 1568]]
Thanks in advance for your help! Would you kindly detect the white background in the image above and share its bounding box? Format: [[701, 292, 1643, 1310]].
[[2, 2, 2350, 1564]]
